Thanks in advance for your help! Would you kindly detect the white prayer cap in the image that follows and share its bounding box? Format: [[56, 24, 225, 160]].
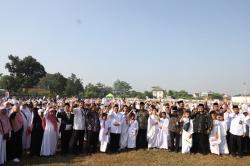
[[242, 104, 248, 111], [242, 109, 248, 114]]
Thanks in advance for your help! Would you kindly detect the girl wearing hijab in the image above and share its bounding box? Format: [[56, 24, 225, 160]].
[[0, 106, 12, 165], [40, 108, 59, 156], [30, 108, 44, 157], [8, 104, 24, 163]]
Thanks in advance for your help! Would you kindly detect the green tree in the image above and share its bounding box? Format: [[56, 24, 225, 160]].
[[113, 80, 132, 98], [0, 75, 19, 92], [166, 90, 193, 99], [209, 93, 223, 100], [64, 73, 84, 96], [5, 55, 46, 90], [84, 83, 112, 98], [143, 90, 153, 98], [84, 83, 99, 98], [38, 73, 67, 95]]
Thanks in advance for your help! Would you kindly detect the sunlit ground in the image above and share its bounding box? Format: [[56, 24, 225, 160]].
[[5, 149, 250, 166]]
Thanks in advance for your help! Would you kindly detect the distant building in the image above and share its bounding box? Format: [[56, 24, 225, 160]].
[[231, 96, 250, 104], [193, 93, 200, 98], [152, 86, 164, 99]]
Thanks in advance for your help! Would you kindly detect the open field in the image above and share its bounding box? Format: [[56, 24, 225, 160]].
[[5, 150, 250, 166]]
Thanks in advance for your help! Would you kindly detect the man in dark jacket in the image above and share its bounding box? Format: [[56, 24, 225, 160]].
[[169, 106, 182, 152], [191, 104, 212, 155], [57, 103, 74, 154], [86, 104, 100, 154], [136, 102, 149, 149]]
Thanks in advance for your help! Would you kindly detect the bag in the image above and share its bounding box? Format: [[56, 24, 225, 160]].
[[183, 121, 190, 132]]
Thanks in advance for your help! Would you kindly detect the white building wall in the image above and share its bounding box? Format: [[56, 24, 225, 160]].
[[231, 96, 250, 104]]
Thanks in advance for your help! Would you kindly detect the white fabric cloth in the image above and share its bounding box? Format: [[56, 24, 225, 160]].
[[0, 133, 6, 165], [224, 111, 231, 131], [120, 113, 129, 149], [147, 115, 159, 148], [127, 120, 138, 149], [181, 118, 193, 154], [108, 111, 123, 134], [157, 118, 169, 149], [99, 119, 110, 152], [218, 121, 229, 154], [229, 113, 245, 136], [21, 108, 32, 150], [72, 108, 86, 130], [244, 115, 250, 137], [40, 111, 58, 156], [209, 120, 221, 155]]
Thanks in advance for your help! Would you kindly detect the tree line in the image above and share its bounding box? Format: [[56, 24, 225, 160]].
[[0, 55, 224, 100], [0, 55, 153, 98]]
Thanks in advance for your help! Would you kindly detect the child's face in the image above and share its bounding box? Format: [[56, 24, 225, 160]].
[[161, 113, 166, 119], [211, 114, 216, 120], [131, 115, 135, 120], [102, 116, 107, 120], [184, 112, 190, 118], [217, 115, 223, 121]]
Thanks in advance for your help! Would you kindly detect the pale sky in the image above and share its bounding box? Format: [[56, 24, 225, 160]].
[[0, 0, 250, 95]]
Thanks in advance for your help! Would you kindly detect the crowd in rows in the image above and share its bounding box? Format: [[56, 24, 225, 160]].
[[0, 97, 250, 165]]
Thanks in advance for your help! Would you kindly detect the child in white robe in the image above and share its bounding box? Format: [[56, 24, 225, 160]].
[[180, 110, 193, 154], [21, 104, 32, 151], [217, 113, 229, 155], [127, 113, 138, 149], [147, 108, 159, 149], [157, 112, 169, 150], [99, 113, 110, 152], [40, 109, 58, 156], [119, 107, 129, 150], [209, 111, 221, 155]]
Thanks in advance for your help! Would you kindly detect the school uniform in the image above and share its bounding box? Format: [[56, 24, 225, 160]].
[[229, 112, 245, 157], [57, 110, 74, 154], [108, 111, 122, 153], [69, 108, 87, 154]]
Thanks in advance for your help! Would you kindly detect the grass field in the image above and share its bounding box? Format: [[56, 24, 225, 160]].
[[5, 150, 250, 166]]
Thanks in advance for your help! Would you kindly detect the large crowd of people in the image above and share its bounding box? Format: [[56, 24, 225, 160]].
[[0, 96, 250, 165]]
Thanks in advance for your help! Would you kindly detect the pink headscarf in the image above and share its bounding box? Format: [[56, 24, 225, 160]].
[[42, 109, 58, 132]]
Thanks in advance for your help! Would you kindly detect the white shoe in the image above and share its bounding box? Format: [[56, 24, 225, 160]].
[[13, 158, 20, 163]]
